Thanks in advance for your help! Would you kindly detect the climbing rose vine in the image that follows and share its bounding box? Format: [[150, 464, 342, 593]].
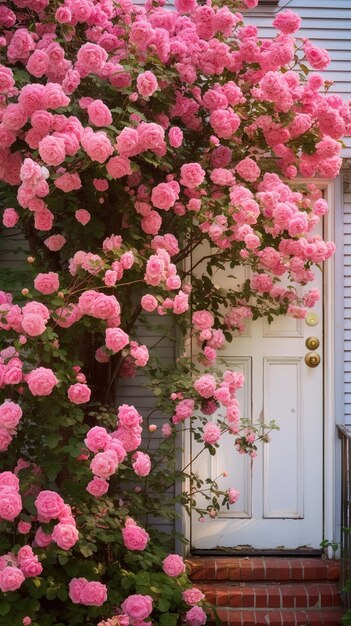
[[0, 0, 349, 624]]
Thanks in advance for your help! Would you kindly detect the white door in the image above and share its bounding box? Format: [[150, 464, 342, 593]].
[[191, 258, 324, 550]]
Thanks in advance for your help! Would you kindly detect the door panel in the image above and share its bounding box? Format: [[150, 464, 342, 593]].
[[191, 252, 323, 550]]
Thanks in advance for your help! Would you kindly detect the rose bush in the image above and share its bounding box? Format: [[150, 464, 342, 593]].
[[0, 0, 350, 624]]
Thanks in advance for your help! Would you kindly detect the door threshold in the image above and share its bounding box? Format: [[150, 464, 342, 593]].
[[190, 548, 324, 557]]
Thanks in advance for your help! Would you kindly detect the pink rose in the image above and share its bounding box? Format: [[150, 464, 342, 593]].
[[169, 126, 183, 148], [26, 49, 49, 78], [55, 6, 72, 23], [192, 311, 214, 330], [203, 422, 221, 445], [180, 163, 205, 188], [228, 488, 240, 504], [122, 521, 149, 551], [80, 581, 107, 606], [137, 71, 158, 98], [20, 558, 43, 578], [116, 424, 141, 452], [0, 566, 25, 593], [108, 438, 127, 463], [141, 294, 158, 312], [130, 342, 149, 367], [272, 9, 302, 34], [34, 526, 52, 548], [210, 109, 240, 139], [115, 127, 140, 157], [194, 374, 216, 399], [27, 367, 58, 396], [86, 477, 109, 497], [121, 595, 153, 621], [90, 450, 118, 478], [93, 178, 109, 191], [0, 472, 19, 491], [0, 65, 15, 93], [77, 43, 108, 73], [18, 84, 44, 114], [132, 452, 151, 477], [182, 587, 205, 605], [2, 104, 28, 131], [18, 520, 31, 534], [141, 211, 162, 235], [87, 99, 112, 127], [34, 209, 54, 231], [185, 606, 207, 626], [81, 130, 113, 163], [43, 83, 70, 110], [0, 429, 13, 451], [85, 426, 111, 452], [144, 255, 165, 286], [162, 423, 173, 437], [52, 522, 79, 550], [67, 383, 91, 404], [69, 577, 88, 604], [0, 487, 22, 521], [210, 168, 234, 186], [23, 301, 49, 321], [106, 155, 132, 178], [120, 252, 134, 270], [90, 294, 120, 320], [44, 234, 66, 251], [105, 328, 129, 353], [151, 183, 178, 211], [21, 313, 47, 337], [38, 136, 66, 167], [35, 490, 65, 520], [117, 404, 142, 429], [34, 271, 59, 296], [304, 43, 330, 71], [137, 122, 165, 152], [235, 157, 260, 182], [0, 401, 22, 429], [162, 554, 185, 577], [3, 208, 19, 228], [55, 172, 81, 192]]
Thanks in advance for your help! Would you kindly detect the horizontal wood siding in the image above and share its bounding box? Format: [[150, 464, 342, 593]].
[[0, 228, 27, 271], [115, 314, 177, 533]]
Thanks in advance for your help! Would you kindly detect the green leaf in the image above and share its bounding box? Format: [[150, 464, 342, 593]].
[[158, 598, 171, 612], [0, 601, 10, 616], [46, 587, 57, 600], [159, 613, 178, 626]]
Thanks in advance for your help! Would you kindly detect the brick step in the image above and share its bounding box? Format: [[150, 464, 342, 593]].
[[208, 608, 344, 625], [198, 582, 342, 609], [187, 557, 340, 583]]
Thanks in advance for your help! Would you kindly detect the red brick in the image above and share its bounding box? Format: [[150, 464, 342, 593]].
[[280, 586, 295, 608], [254, 587, 268, 609]]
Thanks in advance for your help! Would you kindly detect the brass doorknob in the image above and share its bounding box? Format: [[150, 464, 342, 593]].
[[305, 336, 320, 350], [305, 352, 321, 368]]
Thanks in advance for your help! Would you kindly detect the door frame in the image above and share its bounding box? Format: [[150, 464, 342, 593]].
[[177, 177, 342, 556]]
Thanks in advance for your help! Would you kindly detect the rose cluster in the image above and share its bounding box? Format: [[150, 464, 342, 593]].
[[85, 403, 152, 495], [34, 490, 79, 551], [0, 545, 42, 593]]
